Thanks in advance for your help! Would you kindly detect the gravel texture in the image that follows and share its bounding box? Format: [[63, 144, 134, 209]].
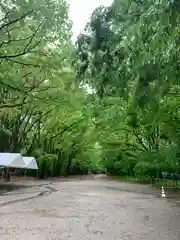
[[0, 178, 180, 240]]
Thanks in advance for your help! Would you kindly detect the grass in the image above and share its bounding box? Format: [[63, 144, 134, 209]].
[[111, 175, 136, 181], [111, 175, 149, 184], [111, 175, 180, 188], [154, 179, 180, 188]]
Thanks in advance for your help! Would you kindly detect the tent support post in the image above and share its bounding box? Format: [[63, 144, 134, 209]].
[[24, 169, 27, 178]]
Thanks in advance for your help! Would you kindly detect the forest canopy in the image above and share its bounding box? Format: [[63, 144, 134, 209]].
[[1, 0, 180, 179]]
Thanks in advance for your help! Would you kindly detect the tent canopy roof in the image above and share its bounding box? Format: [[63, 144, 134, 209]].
[[0, 153, 26, 168], [0, 153, 38, 170], [23, 157, 38, 170]]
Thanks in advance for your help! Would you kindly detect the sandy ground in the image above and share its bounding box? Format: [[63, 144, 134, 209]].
[[0, 177, 180, 240]]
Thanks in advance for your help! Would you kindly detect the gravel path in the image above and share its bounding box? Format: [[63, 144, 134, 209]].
[[0, 178, 180, 240]]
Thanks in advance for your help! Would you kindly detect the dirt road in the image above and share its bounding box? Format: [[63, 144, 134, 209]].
[[0, 178, 180, 239]]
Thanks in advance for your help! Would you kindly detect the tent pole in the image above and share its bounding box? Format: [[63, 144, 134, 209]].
[[1, 168, 4, 180], [9, 169, 11, 183], [24, 169, 27, 178]]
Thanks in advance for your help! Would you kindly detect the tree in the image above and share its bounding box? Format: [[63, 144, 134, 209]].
[[74, 0, 180, 179], [0, 0, 102, 177]]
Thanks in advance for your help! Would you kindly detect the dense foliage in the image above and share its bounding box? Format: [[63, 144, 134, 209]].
[[1, 0, 180, 180], [75, 0, 180, 180], [0, 0, 102, 177]]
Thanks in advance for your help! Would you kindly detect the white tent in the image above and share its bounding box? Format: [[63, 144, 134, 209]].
[[0, 153, 26, 168], [23, 157, 38, 170]]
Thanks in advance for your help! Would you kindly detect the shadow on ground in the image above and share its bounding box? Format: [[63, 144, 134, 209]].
[[0, 182, 30, 194]]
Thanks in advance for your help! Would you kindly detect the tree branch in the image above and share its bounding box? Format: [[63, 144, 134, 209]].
[[0, 38, 42, 59], [0, 80, 23, 92], [133, 129, 149, 152], [50, 120, 82, 140], [0, 103, 26, 108], [0, 34, 35, 49], [24, 23, 42, 53], [0, 9, 34, 31], [4, 58, 40, 67]]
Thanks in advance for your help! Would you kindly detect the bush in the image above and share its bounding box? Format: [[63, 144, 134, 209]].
[[37, 154, 60, 178]]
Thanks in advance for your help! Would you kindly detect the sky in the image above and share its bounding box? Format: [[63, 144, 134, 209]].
[[67, 0, 113, 41]]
